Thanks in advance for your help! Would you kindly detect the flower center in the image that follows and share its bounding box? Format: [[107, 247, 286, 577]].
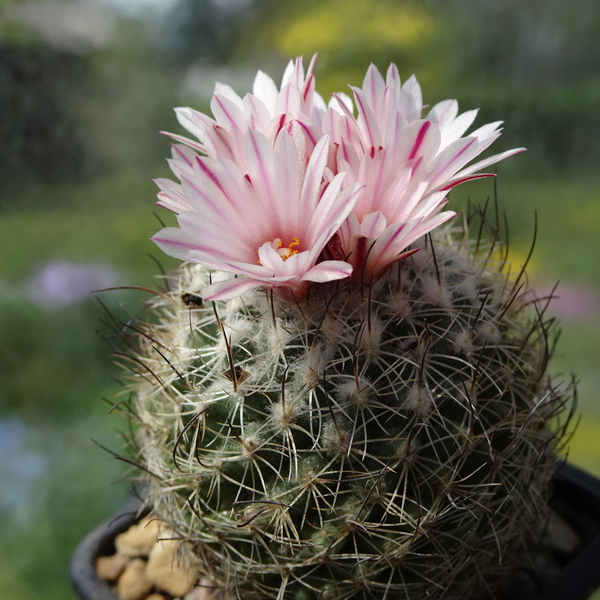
[[271, 237, 300, 261]]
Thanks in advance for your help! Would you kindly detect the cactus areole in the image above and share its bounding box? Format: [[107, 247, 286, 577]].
[[118, 58, 572, 600]]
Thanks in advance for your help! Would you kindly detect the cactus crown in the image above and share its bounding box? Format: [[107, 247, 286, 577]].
[[115, 215, 572, 600]]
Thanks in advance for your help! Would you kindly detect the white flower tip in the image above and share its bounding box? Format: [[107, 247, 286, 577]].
[[306, 53, 318, 76]]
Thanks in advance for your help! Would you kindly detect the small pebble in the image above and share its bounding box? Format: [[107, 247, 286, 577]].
[[146, 538, 197, 597], [96, 552, 129, 582], [115, 516, 162, 557], [117, 558, 153, 600]]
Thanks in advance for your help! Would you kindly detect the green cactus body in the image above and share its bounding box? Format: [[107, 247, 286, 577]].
[[122, 224, 569, 600]]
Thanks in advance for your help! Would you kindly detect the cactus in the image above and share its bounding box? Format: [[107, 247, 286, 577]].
[[117, 220, 570, 600], [113, 58, 573, 600]]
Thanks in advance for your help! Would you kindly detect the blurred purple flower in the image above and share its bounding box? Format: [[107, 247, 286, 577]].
[[537, 283, 600, 322], [27, 260, 121, 307]]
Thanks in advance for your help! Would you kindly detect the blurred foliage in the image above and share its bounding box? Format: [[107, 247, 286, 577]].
[[0, 43, 89, 184], [0, 15, 182, 207], [78, 21, 182, 172], [441, 0, 600, 84], [232, 0, 600, 172], [235, 0, 441, 92], [0, 169, 175, 277], [159, 0, 251, 64], [276, 0, 434, 56], [0, 300, 111, 417]]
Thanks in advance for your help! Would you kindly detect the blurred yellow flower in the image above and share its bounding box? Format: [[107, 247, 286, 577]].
[[277, 0, 434, 57]]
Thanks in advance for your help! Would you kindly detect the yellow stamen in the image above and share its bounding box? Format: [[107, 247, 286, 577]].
[[276, 237, 300, 261], [257, 237, 301, 264]]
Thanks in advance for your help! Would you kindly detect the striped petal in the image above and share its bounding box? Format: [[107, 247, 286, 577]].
[[153, 57, 524, 297]]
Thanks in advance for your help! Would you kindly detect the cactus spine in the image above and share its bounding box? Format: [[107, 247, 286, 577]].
[[116, 217, 571, 600]]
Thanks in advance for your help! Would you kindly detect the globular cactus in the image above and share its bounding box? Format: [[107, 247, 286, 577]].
[[119, 221, 570, 600], [114, 58, 572, 600]]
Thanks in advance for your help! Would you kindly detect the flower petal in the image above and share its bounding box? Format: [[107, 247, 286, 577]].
[[202, 277, 262, 301], [252, 70, 279, 113], [451, 147, 527, 181], [154, 57, 524, 294], [301, 260, 353, 283], [155, 178, 193, 213]]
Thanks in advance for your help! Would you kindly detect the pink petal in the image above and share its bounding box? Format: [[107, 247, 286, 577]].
[[403, 210, 456, 246], [214, 82, 243, 108], [176, 211, 252, 259], [361, 64, 386, 124], [360, 211, 388, 238], [174, 107, 211, 141], [202, 278, 262, 301], [301, 134, 330, 214], [426, 136, 480, 189], [170, 144, 197, 175], [307, 179, 363, 250], [152, 227, 202, 261], [211, 94, 246, 135], [281, 57, 300, 88], [385, 63, 402, 106], [350, 86, 382, 149], [198, 125, 236, 163], [329, 92, 354, 115], [243, 93, 272, 132], [470, 120, 503, 141], [434, 106, 480, 148], [427, 99, 458, 127], [181, 166, 241, 226], [154, 178, 193, 213], [257, 242, 287, 271], [452, 147, 526, 180], [272, 128, 303, 235], [408, 120, 433, 160], [302, 260, 353, 283], [388, 180, 433, 223], [161, 131, 205, 154], [439, 173, 494, 191], [275, 83, 302, 118], [367, 222, 410, 265], [223, 258, 296, 281], [398, 75, 423, 122], [245, 129, 278, 216]]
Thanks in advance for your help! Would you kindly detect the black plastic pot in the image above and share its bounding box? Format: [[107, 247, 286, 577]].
[[538, 463, 600, 600], [70, 463, 600, 600], [71, 500, 147, 600]]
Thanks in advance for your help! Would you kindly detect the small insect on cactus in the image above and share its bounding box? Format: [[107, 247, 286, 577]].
[[115, 58, 573, 600]]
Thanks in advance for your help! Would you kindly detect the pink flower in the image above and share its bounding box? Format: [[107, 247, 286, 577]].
[[158, 55, 326, 194], [322, 64, 525, 278], [152, 57, 524, 297], [152, 126, 362, 301]]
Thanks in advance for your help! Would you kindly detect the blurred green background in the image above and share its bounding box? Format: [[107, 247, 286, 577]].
[[1, 0, 599, 598]]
